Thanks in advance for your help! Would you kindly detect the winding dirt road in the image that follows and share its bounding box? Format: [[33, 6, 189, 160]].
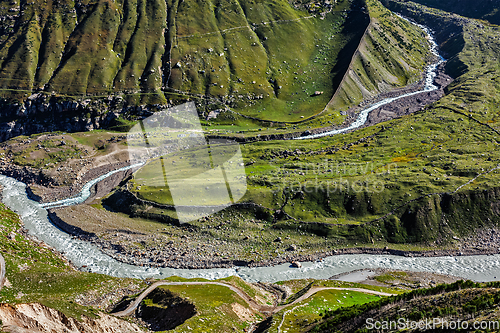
[[112, 281, 395, 317]]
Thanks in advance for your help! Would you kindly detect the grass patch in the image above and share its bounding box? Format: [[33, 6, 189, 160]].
[[0, 203, 146, 319], [155, 283, 260, 332]]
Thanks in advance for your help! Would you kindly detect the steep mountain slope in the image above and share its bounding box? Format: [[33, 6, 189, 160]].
[[0, 0, 358, 105], [168, 0, 361, 122], [0, 202, 148, 330], [0, 0, 167, 103], [0, 0, 433, 139], [232, 1, 500, 247], [411, 0, 500, 25]]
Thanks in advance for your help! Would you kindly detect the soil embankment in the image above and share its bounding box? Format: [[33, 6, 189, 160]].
[[0, 303, 143, 333]]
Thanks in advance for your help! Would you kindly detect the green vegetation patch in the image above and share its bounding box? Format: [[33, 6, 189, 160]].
[[155, 283, 262, 332], [0, 203, 146, 319], [271, 290, 380, 333], [312, 280, 500, 332]]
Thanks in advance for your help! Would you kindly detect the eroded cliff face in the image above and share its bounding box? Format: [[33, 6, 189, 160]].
[[0, 303, 143, 333], [0, 94, 155, 142]]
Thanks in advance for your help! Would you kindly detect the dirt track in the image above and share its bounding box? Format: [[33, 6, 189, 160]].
[[112, 281, 396, 317]]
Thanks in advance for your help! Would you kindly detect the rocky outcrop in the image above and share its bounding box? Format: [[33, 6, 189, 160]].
[[363, 64, 453, 127], [0, 94, 168, 142], [1, 161, 134, 203], [0, 303, 143, 333]]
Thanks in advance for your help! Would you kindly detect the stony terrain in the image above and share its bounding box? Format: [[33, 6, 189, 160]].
[[312, 280, 500, 332], [0, 132, 134, 202], [48, 202, 500, 270]]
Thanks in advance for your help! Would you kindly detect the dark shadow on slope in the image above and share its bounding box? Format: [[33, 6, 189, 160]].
[[329, 0, 370, 94], [253, 317, 273, 333], [411, 0, 500, 25], [135, 288, 197, 331], [47, 210, 98, 241]]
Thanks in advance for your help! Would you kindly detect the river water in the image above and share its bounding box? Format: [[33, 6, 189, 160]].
[[296, 15, 445, 140], [1, 17, 497, 283], [40, 163, 145, 209]]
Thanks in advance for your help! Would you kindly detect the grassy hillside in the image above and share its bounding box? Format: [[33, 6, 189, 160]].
[[169, 0, 355, 122], [0, 0, 435, 131], [2, 0, 500, 258], [0, 0, 358, 111], [264, 279, 399, 333], [312, 280, 500, 332], [0, 202, 147, 319], [0, 202, 278, 332], [324, 0, 430, 113], [230, 1, 500, 246]]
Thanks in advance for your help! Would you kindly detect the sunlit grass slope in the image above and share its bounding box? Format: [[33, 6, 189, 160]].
[[325, 0, 430, 113]]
